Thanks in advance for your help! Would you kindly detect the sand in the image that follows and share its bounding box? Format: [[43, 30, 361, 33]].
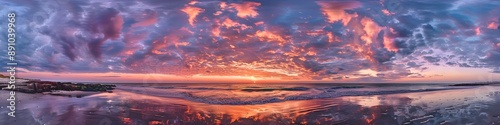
[[0, 84, 499, 125]]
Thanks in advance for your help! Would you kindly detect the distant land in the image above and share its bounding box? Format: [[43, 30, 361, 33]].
[[0, 74, 115, 98]]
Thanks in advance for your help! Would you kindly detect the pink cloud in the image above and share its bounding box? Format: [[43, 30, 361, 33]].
[[316, 1, 362, 25], [229, 2, 261, 19]]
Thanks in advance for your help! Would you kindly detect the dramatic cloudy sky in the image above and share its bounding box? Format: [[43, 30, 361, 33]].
[[1, 0, 500, 83]]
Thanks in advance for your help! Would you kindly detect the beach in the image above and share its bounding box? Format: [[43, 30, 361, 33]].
[[0, 83, 499, 125]]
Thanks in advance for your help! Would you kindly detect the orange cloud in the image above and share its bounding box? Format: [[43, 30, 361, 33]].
[[381, 9, 391, 15], [383, 35, 398, 52], [316, 1, 362, 25], [339, 16, 397, 64], [487, 22, 499, 29], [220, 2, 228, 10], [222, 18, 240, 27], [255, 30, 287, 44], [229, 2, 261, 19], [151, 28, 192, 54], [255, 21, 264, 26], [220, 18, 251, 33], [212, 22, 221, 36], [360, 17, 382, 45], [214, 11, 223, 16], [188, 1, 197, 5], [151, 40, 169, 54], [475, 27, 481, 35], [327, 32, 337, 43], [182, 6, 204, 26], [383, 28, 398, 52]]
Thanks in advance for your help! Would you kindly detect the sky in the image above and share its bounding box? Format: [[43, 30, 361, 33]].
[[1, 0, 500, 83]]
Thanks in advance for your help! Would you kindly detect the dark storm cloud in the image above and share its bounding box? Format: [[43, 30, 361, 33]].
[[86, 8, 124, 59], [3, 0, 500, 80], [423, 56, 441, 63], [407, 62, 421, 68]]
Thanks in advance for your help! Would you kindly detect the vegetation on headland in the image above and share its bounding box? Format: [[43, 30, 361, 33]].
[[449, 81, 500, 86], [0, 74, 9, 78]]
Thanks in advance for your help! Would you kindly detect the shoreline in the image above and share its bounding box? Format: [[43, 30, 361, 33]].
[[1, 80, 495, 103], [115, 84, 475, 105]]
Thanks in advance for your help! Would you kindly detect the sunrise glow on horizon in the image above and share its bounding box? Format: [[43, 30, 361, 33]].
[[1, 0, 500, 83]]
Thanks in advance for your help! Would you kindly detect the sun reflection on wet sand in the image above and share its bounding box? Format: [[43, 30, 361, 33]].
[[90, 90, 346, 124]]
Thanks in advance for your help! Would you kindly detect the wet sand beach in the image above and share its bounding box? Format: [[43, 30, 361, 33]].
[[0, 84, 499, 125]]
